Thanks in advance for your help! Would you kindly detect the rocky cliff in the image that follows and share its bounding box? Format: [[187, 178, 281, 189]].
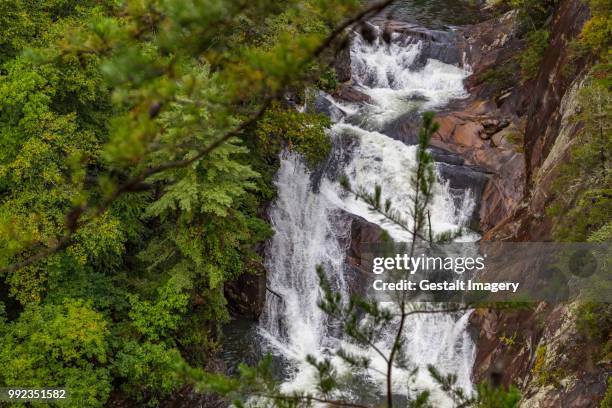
[[445, 0, 609, 406]]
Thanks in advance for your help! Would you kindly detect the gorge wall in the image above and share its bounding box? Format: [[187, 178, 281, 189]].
[[433, 0, 608, 406]]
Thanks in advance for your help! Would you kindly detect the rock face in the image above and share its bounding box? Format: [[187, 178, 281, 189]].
[[224, 263, 267, 320], [451, 0, 608, 406], [337, 211, 386, 297], [485, 0, 593, 242]]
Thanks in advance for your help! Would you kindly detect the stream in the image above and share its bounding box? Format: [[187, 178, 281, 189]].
[[224, 5, 486, 407]]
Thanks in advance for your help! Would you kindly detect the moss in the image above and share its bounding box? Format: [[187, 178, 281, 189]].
[[532, 345, 547, 376], [506, 131, 525, 152], [506, 0, 557, 33], [316, 67, 339, 94], [500, 332, 517, 348]]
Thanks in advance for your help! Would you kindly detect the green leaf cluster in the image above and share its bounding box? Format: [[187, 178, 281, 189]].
[[256, 103, 332, 166]]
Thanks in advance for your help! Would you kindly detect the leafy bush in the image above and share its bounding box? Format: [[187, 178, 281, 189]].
[[256, 104, 332, 166], [113, 341, 184, 404], [580, 0, 612, 55], [574, 302, 612, 360], [0, 299, 111, 407], [474, 382, 522, 408]]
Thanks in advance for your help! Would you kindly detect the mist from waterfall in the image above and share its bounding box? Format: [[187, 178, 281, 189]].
[[258, 24, 477, 406]]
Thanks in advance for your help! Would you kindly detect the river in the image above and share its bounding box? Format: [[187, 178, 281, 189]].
[[224, 4, 485, 406]]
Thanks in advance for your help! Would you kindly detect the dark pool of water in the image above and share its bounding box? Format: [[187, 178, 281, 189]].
[[378, 0, 485, 28]]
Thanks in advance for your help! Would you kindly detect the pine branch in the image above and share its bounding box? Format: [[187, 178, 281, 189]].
[[339, 178, 429, 243], [1, 0, 399, 275]]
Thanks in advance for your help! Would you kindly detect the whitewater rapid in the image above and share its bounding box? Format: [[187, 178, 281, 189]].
[[258, 25, 477, 405]]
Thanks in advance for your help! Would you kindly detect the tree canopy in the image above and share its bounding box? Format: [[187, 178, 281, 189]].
[[0, 0, 378, 405]]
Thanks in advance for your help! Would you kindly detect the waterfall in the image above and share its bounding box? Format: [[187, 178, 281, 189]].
[[258, 23, 477, 405], [259, 152, 350, 392]]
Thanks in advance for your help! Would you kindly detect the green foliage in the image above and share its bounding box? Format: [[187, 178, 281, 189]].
[[0, 0, 364, 405], [428, 366, 521, 407], [531, 345, 564, 387], [499, 333, 517, 348], [517, 29, 550, 81], [473, 382, 522, 408], [547, 70, 611, 242], [0, 299, 111, 407], [580, 0, 612, 55], [317, 67, 339, 94], [507, 0, 556, 33], [113, 341, 184, 404], [574, 301, 612, 361], [128, 273, 191, 341], [502, 0, 555, 82], [480, 61, 519, 96], [256, 104, 332, 166]]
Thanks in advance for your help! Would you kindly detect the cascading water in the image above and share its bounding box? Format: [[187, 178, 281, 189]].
[[258, 152, 350, 392], [258, 23, 477, 406]]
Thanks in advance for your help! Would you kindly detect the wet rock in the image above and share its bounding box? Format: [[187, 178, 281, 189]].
[[410, 41, 462, 70], [455, 121, 486, 147], [479, 154, 525, 232], [334, 42, 352, 83], [480, 118, 510, 138], [359, 23, 378, 44], [224, 266, 266, 320], [379, 20, 453, 44], [374, 20, 464, 69], [406, 92, 429, 102], [308, 89, 346, 121], [332, 83, 373, 104], [336, 210, 387, 297], [456, 10, 521, 77], [490, 123, 520, 149], [310, 129, 360, 191], [429, 146, 467, 165], [436, 160, 490, 231], [469, 305, 545, 388], [382, 110, 422, 145]]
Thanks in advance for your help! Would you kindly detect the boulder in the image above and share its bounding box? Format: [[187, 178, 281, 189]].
[[308, 89, 346, 121], [336, 211, 387, 297], [332, 83, 373, 104], [382, 110, 422, 144]]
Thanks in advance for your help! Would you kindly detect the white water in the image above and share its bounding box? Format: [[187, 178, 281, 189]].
[[258, 25, 476, 406]]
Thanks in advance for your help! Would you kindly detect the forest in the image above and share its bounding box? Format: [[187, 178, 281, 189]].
[[0, 0, 609, 407]]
